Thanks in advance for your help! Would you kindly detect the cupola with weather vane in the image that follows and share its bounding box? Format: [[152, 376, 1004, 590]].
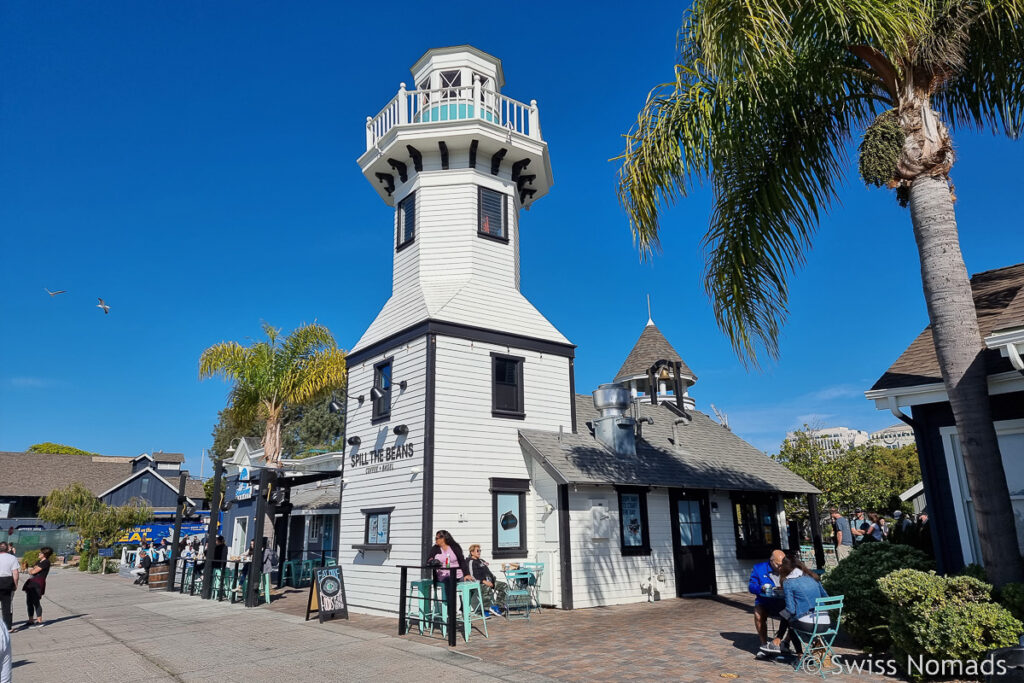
[[614, 310, 697, 410]]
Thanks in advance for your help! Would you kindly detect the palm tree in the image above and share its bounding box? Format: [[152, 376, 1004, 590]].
[[199, 322, 347, 467], [617, 1, 1023, 585]]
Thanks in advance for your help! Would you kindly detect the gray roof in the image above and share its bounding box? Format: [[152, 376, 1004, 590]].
[[614, 323, 696, 382], [872, 263, 1024, 390], [289, 483, 340, 511], [0, 451, 132, 497], [519, 396, 818, 494], [152, 451, 185, 463]]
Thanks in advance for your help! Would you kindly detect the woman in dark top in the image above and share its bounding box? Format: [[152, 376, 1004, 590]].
[[23, 546, 52, 629], [865, 513, 886, 542], [425, 530, 470, 581]]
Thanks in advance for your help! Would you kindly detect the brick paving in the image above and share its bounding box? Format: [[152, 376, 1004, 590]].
[[268, 586, 894, 681]]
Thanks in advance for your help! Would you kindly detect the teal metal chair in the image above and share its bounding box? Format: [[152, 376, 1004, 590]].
[[502, 568, 533, 620], [793, 595, 844, 678], [282, 559, 301, 587], [520, 562, 544, 613], [299, 560, 314, 586], [406, 579, 434, 635], [427, 580, 489, 642]]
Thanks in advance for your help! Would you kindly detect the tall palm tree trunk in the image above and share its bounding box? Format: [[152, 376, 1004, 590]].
[[909, 174, 1023, 586]]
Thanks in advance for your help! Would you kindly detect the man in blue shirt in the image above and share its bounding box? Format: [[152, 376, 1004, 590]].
[[748, 549, 786, 655], [830, 508, 854, 560]]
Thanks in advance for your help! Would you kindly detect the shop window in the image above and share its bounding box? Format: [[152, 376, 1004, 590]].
[[397, 192, 415, 250], [141, 477, 149, 495], [491, 478, 529, 558], [616, 486, 651, 556], [372, 359, 392, 422], [491, 353, 524, 419], [308, 516, 323, 542], [731, 493, 780, 560], [354, 507, 394, 551], [478, 187, 507, 241]]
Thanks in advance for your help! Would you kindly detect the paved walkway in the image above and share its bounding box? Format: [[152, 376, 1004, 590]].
[[8, 569, 548, 682], [267, 585, 894, 682]]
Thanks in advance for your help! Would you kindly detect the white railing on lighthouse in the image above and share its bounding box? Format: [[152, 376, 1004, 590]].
[[366, 78, 542, 151]]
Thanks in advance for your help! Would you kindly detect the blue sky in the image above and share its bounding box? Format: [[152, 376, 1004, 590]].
[[2, 2, 1022, 475]]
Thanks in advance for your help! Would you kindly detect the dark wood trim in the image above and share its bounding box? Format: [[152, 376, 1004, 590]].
[[406, 145, 422, 172], [511, 157, 531, 182], [468, 139, 478, 169], [362, 506, 394, 545], [421, 333, 437, 575], [491, 352, 525, 419], [490, 148, 508, 176], [360, 506, 396, 515], [569, 358, 577, 433], [557, 484, 574, 609], [477, 186, 509, 242], [491, 484, 528, 559], [489, 478, 531, 492], [438, 141, 449, 170], [387, 158, 408, 183], [478, 232, 510, 245], [347, 319, 575, 366], [615, 485, 652, 556], [352, 543, 392, 552]]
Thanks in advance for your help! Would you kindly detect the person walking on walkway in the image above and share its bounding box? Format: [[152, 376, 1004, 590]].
[[22, 547, 52, 629], [0, 543, 18, 630]]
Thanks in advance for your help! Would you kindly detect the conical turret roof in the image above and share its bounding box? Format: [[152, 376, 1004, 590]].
[[614, 322, 696, 383]]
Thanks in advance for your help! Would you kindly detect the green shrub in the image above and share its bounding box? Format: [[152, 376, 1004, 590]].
[[821, 542, 933, 650], [996, 582, 1024, 623], [88, 555, 102, 573], [103, 559, 119, 574], [879, 569, 1022, 679], [959, 563, 988, 582], [20, 549, 40, 570]]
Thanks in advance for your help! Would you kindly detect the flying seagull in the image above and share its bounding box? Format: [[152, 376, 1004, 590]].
[[97, 298, 110, 314], [44, 288, 67, 297]]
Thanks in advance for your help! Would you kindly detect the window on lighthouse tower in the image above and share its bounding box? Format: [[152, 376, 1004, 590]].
[[397, 192, 415, 249], [478, 187, 507, 240]]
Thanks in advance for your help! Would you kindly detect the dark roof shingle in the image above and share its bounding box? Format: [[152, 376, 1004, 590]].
[[614, 323, 696, 382], [871, 263, 1024, 391], [0, 452, 131, 497], [520, 396, 817, 494]]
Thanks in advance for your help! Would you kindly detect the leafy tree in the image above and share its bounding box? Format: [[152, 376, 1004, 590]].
[[38, 482, 151, 568], [617, 0, 1024, 586], [775, 428, 921, 522], [27, 442, 96, 455], [199, 322, 346, 467]]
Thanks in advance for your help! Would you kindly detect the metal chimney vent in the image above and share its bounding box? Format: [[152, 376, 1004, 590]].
[[592, 383, 637, 457]]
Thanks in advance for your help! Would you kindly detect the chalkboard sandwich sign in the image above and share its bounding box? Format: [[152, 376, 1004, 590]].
[[306, 565, 349, 622]]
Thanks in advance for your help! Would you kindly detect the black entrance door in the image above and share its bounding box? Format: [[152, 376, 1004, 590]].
[[669, 489, 716, 596]]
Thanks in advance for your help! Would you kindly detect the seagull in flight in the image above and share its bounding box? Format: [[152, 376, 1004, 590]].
[[44, 288, 67, 297], [97, 298, 111, 314]]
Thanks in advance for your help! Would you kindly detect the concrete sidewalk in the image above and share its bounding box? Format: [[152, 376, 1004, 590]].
[[8, 569, 549, 682]]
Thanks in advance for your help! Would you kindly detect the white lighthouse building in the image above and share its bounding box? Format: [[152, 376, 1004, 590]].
[[339, 45, 817, 617], [340, 45, 575, 614]]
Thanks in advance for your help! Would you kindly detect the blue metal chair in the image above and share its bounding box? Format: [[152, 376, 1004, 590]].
[[520, 562, 544, 613], [793, 595, 844, 678], [502, 568, 533, 620]]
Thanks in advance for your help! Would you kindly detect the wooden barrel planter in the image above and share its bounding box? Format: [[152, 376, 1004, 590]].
[[148, 561, 169, 590]]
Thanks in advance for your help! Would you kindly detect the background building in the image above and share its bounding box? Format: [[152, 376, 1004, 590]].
[[785, 426, 870, 457]]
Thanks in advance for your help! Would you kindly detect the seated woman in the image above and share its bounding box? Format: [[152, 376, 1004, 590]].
[[468, 544, 505, 618], [780, 555, 830, 639]]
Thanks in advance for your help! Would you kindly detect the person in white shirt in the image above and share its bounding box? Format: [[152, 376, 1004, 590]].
[[0, 543, 19, 631]]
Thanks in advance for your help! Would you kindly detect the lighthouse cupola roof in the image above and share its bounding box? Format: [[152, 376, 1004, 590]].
[[614, 320, 697, 409], [410, 45, 505, 92]]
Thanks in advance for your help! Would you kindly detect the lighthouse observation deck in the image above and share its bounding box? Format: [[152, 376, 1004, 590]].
[[366, 81, 541, 151]]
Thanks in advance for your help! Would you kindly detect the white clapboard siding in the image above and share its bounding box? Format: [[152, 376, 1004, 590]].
[[566, 485, 677, 609], [339, 337, 429, 615], [709, 491, 759, 594], [351, 169, 568, 354], [431, 336, 572, 578], [527, 458, 563, 608]]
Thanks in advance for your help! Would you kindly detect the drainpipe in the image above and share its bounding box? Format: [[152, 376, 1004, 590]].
[[671, 416, 690, 449], [887, 396, 917, 430]]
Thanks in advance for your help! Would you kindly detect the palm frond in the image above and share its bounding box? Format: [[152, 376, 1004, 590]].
[[933, 1, 1024, 137], [198, 342, 250, 380]]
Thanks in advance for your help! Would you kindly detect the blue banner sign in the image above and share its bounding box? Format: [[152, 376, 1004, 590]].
[[117, 523, 207, 545], [98, 548, 115, 557]]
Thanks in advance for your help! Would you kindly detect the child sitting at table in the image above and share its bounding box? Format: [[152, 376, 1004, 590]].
[[468, 544, 505, 618]]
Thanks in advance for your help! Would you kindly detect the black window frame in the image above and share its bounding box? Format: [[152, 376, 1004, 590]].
[[490, 352, 525, 419], [354, 506, 394, 552], [396, 192, 415, 251], [730, 492, 781, 560], [490, 478, 529, 559], [371, 358, 393, 423], [615, 486, 651, 556], [477, 187, 508, 243]]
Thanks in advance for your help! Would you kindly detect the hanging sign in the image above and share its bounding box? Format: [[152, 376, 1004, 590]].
[[306, 565, 348, 622], [236, 467, 253, 500]]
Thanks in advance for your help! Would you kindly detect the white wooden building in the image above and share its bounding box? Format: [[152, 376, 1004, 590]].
[[339, 46, 817, 615]]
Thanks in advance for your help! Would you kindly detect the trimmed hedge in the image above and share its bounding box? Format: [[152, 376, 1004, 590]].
[[20, 549, 40, 570], [879, 569, 1021, 679], [821, 542, 933, 650]]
